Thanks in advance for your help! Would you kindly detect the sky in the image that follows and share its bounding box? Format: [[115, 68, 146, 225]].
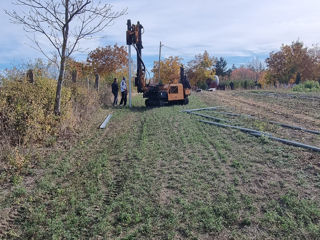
[[1, 0, 320, 72]]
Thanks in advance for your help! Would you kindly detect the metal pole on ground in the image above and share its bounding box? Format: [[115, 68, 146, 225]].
[[99, 114, 112, 129], [128, 45, 132, 108]]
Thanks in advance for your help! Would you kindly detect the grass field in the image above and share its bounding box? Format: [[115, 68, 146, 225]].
[[1, 90, 320, 239]]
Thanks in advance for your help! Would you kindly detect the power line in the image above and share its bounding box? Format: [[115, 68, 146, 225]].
[[162, 45, 190, 56]]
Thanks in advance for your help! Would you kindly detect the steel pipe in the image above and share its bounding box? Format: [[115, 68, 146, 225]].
[[187, 111, 232, 123], [199, 119, 320, 152], [99, 114, 112, 129], [182, 106, 223, 112]]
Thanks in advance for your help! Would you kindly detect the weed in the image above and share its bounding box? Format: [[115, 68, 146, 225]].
[[12, 185, 27, 198], [259, 134, 270, 144], [231, 160, 242, 169], [11, 174, 23, 185]]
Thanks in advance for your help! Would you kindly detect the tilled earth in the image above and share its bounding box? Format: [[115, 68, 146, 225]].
[[197, 90, 320, 149]]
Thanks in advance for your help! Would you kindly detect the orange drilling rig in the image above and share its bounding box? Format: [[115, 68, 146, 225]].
[[126, 19, 191, 107]]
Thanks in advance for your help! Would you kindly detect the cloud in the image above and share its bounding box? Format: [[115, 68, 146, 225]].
[[1, 0, 320, 69], [104, 0, 320, 59]]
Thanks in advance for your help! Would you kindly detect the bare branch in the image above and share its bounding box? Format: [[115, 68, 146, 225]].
[[5, 0, 127, 115], [6, 0, 127, 59]]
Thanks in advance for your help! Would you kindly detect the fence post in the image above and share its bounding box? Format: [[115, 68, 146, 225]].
[[26, 69, 34, 84], [94, 73, 99, 91]]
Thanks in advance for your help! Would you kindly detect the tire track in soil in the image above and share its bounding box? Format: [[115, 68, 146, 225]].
[[99, 113, 147, 240], [101, 113, 143, 207], [61, 111, 138, 239]]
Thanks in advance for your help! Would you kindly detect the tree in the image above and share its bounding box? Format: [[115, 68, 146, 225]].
[[258, 71, 271, 88], [308, 44, 320, 81], [6, 0, 126, 115], [231, 64, 237, 71], [247, 57, 265, 81], [151, 56, 182, 84], [215, 57, 228, 77], [230, 67, 256, 81], [87, 44, 128, 77], [187, 51, 215, 88], [266, 41, 316, 85], [247, 57, 265, 73]]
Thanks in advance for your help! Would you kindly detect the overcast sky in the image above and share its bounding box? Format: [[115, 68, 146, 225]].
[[1, 0, 320, 71]]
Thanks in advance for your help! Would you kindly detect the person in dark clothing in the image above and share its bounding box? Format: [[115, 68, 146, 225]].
[[111, 78, 119, 106], [230, 81, 234, 90], [119, 77, 127, 106]]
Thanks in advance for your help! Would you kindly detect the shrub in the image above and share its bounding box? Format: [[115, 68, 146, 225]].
[[0, 69, 103, 183], [293, 80, 320, 92], [197, 81, 208, 90], [70, 83, 100, 122], [0, 77, 74, 145], [220, 79, 256, 90]]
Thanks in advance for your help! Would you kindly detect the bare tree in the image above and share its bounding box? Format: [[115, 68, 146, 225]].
[[247, 57, 265, 73], [6, 0, 126, 115], [247, 57, 266, 82]]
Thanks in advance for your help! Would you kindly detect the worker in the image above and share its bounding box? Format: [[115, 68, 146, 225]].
[[230, 81, 234, 90], [119, 77, 127, 106], [111, 78, 119, 106]]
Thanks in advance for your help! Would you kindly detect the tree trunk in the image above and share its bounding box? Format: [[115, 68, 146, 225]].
[[54, 0, 69, 116], [94, 73, 99, 91], [54, 59, 65, 115]]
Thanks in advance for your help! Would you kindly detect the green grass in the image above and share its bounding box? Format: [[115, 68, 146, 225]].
[[2, 94, 320, 239], [261, 192, 320, 238]]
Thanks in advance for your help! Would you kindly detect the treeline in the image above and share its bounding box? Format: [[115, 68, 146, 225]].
[[150, 50, 265, 90], [152, 41, 320, 90]]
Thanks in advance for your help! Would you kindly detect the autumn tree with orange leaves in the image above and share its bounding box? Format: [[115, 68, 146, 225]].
[[87, 45, 128, 78], [151, 56, 182, 84], [266, 41, 318, 85], [230, 67, 256, 82]]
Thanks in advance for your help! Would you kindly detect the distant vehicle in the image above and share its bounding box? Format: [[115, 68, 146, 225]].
[[196, 88, 202, 92], [207, 88, 216, 91]]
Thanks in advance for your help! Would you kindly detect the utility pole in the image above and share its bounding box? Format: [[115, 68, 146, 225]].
[[158, 41, 163, 83], [128, 45, 132, 108]]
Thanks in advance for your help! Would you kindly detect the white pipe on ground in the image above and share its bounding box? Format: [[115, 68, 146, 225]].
[[99, 114, 112, 129]]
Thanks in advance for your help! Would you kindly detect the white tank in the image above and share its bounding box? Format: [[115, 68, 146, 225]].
[[214, 75, 220, 86]]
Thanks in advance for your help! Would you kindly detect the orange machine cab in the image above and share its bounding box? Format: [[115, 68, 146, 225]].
[[167, 84, 190, 102]]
